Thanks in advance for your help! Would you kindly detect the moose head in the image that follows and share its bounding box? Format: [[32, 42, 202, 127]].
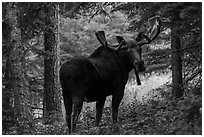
[[96, 16, 161, 85]]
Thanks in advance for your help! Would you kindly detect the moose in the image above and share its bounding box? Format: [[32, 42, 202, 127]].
[[60, 16, 162, 133]]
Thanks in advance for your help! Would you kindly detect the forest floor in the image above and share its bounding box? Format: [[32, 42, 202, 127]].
[[4, 70, 201, 135], [74, 70, 176, 135], [70, 70, 201, 135]]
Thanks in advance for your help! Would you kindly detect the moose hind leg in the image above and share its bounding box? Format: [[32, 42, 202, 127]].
[[63, 95, 72, 134], [71, 97, 83, 132], [95, 97, 106, 126]]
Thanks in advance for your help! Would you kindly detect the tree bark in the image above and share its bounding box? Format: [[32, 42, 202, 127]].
[[43, 4, 62, 121], [171, 26, 183, 98], [6, 2, 32, 134], [2, 4, 14, 131]]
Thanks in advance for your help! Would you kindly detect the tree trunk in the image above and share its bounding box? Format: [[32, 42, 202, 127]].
[[2, 6, 14, 131], [6, 3, 32, 134], [43, 4, 62, 121], [171, 26, 183, 98]]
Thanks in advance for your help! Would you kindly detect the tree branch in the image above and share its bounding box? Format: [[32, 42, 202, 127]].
[[65, 3, 83, 18], [184, 68, 202, 83]]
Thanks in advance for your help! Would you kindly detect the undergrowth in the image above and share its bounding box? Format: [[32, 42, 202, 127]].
[[3, 72, 201, 135]]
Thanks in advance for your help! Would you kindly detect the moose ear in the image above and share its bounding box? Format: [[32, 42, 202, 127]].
[[116, 36, 126, 44], [115, 36, 127, 50], [95, 31, 107, 47]]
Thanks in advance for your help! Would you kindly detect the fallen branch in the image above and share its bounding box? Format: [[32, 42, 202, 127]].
[[31, 106, 43, 110]]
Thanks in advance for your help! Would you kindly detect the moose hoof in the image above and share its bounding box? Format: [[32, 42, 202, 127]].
[[112, 123, 120, 134]]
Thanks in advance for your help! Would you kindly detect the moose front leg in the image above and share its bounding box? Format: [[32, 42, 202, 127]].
[[95, 97, 106, 126], [71, 97, 83, 132], [111, 92, 124, 133], [112, 92, 124, 123]]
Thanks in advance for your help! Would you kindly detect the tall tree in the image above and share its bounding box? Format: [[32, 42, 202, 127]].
[[161, 2, 201, 97], [4, 2, 33, 134], [168, 5, 184, 98], [171, 25, 183, 98], [2, 3, 15, 132], [43, 3, 62, 121]]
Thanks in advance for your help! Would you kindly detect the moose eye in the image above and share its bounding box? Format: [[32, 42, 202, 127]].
[[121, 44, 128, 50]]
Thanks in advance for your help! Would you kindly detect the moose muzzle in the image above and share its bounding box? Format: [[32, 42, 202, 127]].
[[134, 60, 145, 72], [128, 47, 145, 85]]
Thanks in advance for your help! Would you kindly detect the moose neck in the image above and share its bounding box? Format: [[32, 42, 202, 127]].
[[89, 46, 134, 78], [116, 50, 134, 74]]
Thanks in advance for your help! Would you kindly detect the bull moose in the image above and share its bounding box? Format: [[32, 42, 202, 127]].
[[60, 16, 162, 133]]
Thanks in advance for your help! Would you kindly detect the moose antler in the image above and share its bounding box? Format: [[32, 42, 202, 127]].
[[95, 31, 126, 51], [138, 25, 160, 46], [106, 40, 125, 51], [137, 16, 161, 47], [103, 36, 126, 51]]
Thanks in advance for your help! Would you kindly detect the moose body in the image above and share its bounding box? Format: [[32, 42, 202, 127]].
[[60, 46, 131, 102], [60, 45, 139, 133], [60, 16, 162, 134]]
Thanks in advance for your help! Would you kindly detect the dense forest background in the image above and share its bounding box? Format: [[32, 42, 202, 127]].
[[2, 2, 202, 135]]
